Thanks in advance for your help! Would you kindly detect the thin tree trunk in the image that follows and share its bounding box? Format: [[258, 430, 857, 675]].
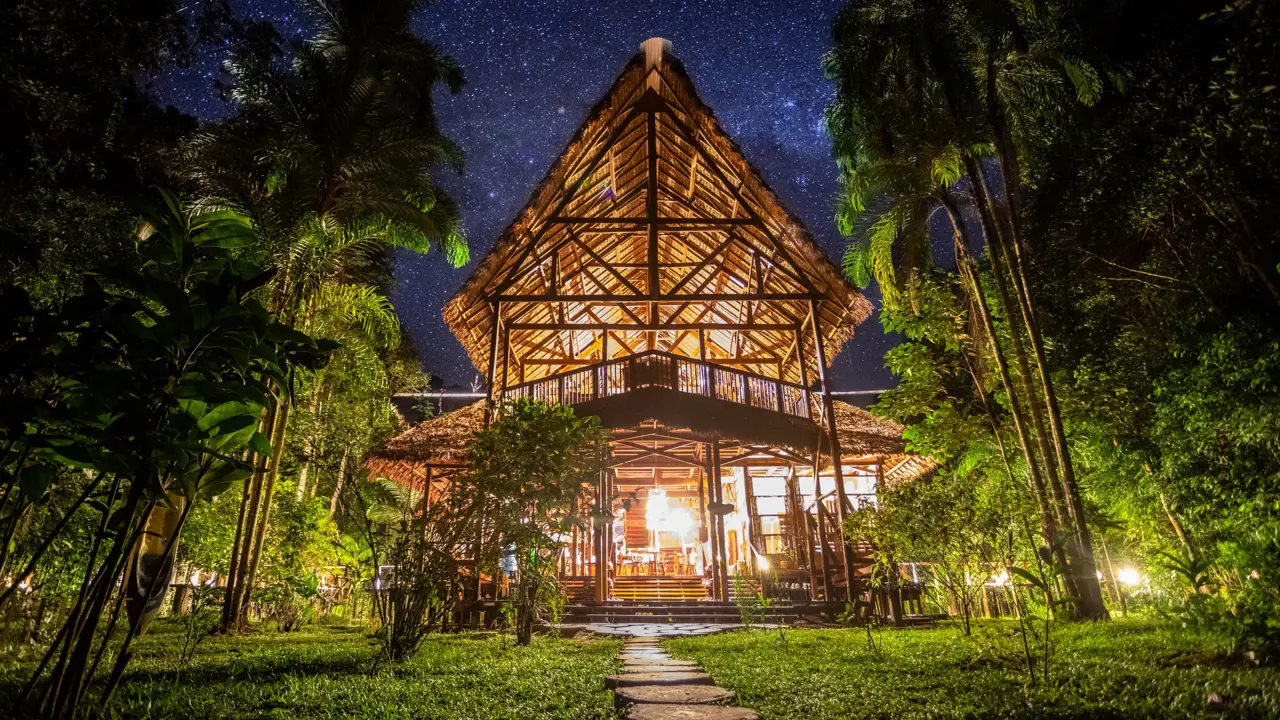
[[0, 473, 106, 611], [224, 402, 278, 631], [329, 446, 351, 519], [982, 64, 1109, 618], [296, 378, 325, 500], [968, 162, 1068, 519], [220, 455, 254, 632], [941, 194, 1077, 599], [237, 402, 291, 625], [1155, 479, 1196, 561], [1099, 535, 1127, 616]]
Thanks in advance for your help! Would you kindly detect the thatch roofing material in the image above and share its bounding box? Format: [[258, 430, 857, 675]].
[[830, 400, 939, 486], [831, 400, 909, 457], [371, 400, 484, 463], [365, 399, 935, 488], [441, 47, 871, 387]]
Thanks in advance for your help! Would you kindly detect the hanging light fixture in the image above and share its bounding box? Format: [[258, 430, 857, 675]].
[[645, 488, 694, 536]]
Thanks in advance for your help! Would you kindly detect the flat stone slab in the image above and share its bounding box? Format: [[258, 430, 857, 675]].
[[615, 685, 735, 707], [622, 664, 701, 673], [584, 622, 742, 637], [606, 672, 713, 689], [627, 705, 760, 720], [620, 652, 670, 661]]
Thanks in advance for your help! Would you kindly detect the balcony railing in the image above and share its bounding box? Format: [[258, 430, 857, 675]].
[[502, 350, 814, 421]]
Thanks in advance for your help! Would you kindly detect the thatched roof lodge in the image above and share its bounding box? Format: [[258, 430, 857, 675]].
[[367, 38, 935, 609]]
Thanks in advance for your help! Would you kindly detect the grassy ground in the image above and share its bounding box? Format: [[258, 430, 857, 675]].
[[665, 619, 1280, 719], [2, 622, 623, 719]]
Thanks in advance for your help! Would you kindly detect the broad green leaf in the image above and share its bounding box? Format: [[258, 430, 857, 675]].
[[196, 401, 254, 434], [249, 431, 273, 456], [19, 464, 58, 503]]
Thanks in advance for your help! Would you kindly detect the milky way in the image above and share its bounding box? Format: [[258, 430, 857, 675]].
[[152, 0, 898, 393]]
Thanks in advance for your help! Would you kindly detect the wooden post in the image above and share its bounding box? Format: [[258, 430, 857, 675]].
[[605, 469, 616, 598], [500, 322, 510, 402], [645, 94, 659, 348], [711, 439, 730, 601], [484, 301, 502, 428], [702, 445, 721, 601], [743, 469, 761, 575], [785, 464, 808, 568], [594, 469, 605, 602], [809, 300, 857, 601]]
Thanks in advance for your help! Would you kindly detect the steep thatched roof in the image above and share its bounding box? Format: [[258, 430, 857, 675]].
[[365, 399, 935, 488], [441, 46, 870, 383]]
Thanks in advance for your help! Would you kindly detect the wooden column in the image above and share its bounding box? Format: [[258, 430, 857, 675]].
[[594, 469, 606, 602], [500, 322, 511, 399], [808, 300, 857, 601], [484, 301, 502, 428], [785, 465, 808, 568], [743, 469, 761, 575], [711, 439, 730, 601], [604, 470, 617, 599], [812, 452, 834, 601], [702, 445, 721, 601]]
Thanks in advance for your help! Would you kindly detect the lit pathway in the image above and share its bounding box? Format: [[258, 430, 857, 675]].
[[607, 635, 759, 720]]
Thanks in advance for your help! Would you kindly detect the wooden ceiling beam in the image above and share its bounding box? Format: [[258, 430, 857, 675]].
[[496, 292, 818, 303]]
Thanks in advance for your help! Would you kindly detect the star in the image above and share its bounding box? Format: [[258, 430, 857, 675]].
[[150, 0, 897, 394]]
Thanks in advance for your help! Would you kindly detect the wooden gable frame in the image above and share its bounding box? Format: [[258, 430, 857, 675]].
[[443, 43, 871, 394]]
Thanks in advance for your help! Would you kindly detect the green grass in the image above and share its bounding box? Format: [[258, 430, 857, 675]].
[[2, 623, 623, 719], [664, 619, 1280, 719]]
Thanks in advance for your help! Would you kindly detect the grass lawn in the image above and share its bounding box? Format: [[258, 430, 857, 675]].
[[665, 619, 1280, 719], [1, 622, 623, 719]]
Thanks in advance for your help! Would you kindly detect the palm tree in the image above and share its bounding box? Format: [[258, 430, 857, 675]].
[[825, 0, 1109, 618], [181, 0, 470, 631]]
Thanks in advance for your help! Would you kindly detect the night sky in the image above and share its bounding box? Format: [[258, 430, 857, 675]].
[[153, 0, 897, 393]]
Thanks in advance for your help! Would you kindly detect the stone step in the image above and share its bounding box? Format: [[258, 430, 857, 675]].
[[622, 664, 700, 673], [615, 685, 735, 708], [626, 705, 760, 720], [606, 672, 714, 689]]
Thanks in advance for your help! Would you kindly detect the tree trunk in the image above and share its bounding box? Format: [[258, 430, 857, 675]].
[[329, 445, 352, 519], [296, 378, 325, 500], [982, 66, 1109, 619], [940, 194, 1079, 601], [237, 402, 291, 625], [223, 402, 277, 632], [1157, 485, 1196, 561]]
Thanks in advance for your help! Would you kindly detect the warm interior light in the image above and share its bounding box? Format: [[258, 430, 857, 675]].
[[1117, 567, 1141, 586], [645, 488, 694, 536]]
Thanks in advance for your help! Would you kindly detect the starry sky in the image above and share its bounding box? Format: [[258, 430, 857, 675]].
[[153, 0, 898, 393]]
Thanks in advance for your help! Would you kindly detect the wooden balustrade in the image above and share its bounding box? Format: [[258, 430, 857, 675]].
[[502, 350, 814, 421]]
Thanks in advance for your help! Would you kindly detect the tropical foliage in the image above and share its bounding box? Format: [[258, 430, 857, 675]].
[[827, 0, 1280, 654]]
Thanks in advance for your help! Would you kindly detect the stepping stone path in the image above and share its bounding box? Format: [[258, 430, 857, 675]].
[[608, 636, 759, 720]]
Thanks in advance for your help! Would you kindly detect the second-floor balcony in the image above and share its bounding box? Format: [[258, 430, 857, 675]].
[[502, 350, 815, 424]]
